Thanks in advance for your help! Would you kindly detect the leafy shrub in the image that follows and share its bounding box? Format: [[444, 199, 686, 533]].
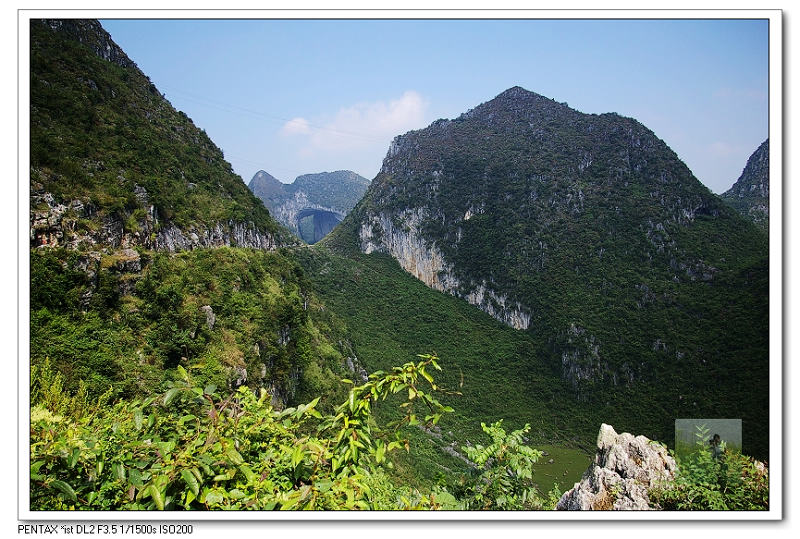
[[30, 355, 457, 510], [459, 421, 547, 510], [650, 425, 769, 510]]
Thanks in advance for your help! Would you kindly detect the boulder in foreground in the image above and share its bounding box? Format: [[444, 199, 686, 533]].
[[557, 424, 677, 510]]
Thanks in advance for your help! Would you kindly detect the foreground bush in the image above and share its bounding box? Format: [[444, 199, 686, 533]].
[[650, 426, 769, 510], [31, 355, 468, 510]]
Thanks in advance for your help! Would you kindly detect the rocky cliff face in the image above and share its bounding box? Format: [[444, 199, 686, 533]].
[[271, 190, 345, 241], [722, 139, 769, 233], [31, 184, 278, 252], [358, 207, 531, 329], [557, 424, 678, 510]]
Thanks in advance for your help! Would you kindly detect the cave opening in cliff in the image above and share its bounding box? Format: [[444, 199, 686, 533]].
[[296, 208, 342, 244]]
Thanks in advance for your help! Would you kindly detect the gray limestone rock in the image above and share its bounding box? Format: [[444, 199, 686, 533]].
[[556, 424, 677, 510], [200, 305, 216, 331]]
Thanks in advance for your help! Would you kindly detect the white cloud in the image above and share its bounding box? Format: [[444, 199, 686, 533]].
[[280, 90, 428, 153], [281, 117, 311, 135]]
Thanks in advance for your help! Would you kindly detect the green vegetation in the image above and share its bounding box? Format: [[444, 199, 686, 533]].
[[31, 355, 557, 511], [30, 247, 349, 406], [458, 420, 555, 510], [295, 245, 598, 491], [651, 425, 769, 510], [27, 22, 770, 511]]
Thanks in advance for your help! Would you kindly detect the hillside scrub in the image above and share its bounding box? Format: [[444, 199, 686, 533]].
[[31, 355, 550, 511], [30, 247, 350, 407]]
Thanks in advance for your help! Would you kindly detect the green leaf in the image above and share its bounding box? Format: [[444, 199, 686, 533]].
[[128, 468, 143, 487], [176, 365, 188, 381], [134, 408, 143, 430], [112, 462, 126, 482], [291, 445, 304, 468], [203, 384, 216, 395], [305, 397, 321, 411], [67, 447, 80, 468], [204, 490, 224, 506], [239, 464, 256, 483], [225, 446, 244, 466], [420, 369, 434, 384], [184, 489, 196, 509], [181, 469, 200, 496], [163, 388, 180, 406], [316, 479, 333, 493], [375, 443, 385, 464], [150, 484, 165, 510], [190, 467, 203, 482], [50, 480, 77, 502]]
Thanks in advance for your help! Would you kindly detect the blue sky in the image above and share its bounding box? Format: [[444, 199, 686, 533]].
[[99, 18, 768, 193]]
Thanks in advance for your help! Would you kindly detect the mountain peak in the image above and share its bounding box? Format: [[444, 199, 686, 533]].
[[458, 86, 573, 124], [39, 19, 137, 70], [721, 138, 769, 232], [251, 170, 281, 183], [248, 170, 286, 202], [496, 85, 541, 99]]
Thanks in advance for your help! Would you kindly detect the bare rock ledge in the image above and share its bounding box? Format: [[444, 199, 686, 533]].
[[557, 424, 677, 510]]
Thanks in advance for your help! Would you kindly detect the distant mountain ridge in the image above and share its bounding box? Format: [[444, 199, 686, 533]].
[[248, 170, 370, 243], [722, 139, 769, 233], [248, 170, 286, 206]]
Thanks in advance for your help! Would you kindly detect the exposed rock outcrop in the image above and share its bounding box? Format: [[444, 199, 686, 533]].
[[271, 190, 345, 242], [30, 188, 278, 252], [41, 19, 136, 70], [359, 207, 531, 329], [722, 139, 769, 233], [557, 424, 677, 510], [200, 305, 216, 331]]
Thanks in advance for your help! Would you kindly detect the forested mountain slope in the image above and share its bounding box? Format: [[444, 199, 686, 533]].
[[29, 19, 347, 407], [328, 86, 770, 458], [31, 19, 292, 251]]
